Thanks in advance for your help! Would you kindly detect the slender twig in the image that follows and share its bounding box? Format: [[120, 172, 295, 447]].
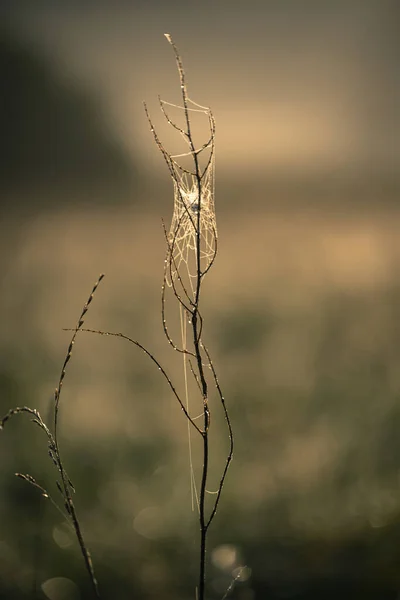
[[165, 35, 212, 600], [146, 34, 232, 600], [1, 276, 104, 600], [65, 328, 203, 436], [52, 275, 103, 600], [202, 343, 234, 528]]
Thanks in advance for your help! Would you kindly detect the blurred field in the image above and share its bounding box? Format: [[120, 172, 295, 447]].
[[1, 5, 399, 597], [2, 203, 400, 599]]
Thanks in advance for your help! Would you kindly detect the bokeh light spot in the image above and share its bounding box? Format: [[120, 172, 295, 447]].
[[41, 577, 79, 600]]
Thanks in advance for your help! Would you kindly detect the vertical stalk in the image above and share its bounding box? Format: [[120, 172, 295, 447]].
[[145, 35, 232, 600], [53, 276, 103, 599]]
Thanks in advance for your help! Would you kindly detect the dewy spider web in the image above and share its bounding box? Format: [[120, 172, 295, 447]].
[[168, 129, 216, 297], [144, 35, 217, 302], [144, 34, 217, 514]]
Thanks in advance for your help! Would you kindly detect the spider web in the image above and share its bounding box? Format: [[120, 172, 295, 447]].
[[145, 35, 218, 514], [167, 150, 216, 296]]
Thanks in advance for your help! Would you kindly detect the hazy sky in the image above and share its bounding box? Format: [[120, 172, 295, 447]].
[[3, 0, 399, 177]]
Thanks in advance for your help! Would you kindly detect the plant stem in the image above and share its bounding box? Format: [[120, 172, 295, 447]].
[[198, 430, 209, 600], [192, 302, 210, 600]]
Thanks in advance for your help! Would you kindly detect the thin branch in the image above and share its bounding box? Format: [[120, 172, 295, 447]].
[[54, 273, 105, 436], [1, 277, 104, 599], [52, 275, 104, 600], [15, 473, 71, 523], [202, 343, 233, 529], [67, 328, 203, 436], [145, 34, 229, 600]]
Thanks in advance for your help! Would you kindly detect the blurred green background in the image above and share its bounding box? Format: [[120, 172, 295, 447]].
[[1, 2, 400, 599]]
